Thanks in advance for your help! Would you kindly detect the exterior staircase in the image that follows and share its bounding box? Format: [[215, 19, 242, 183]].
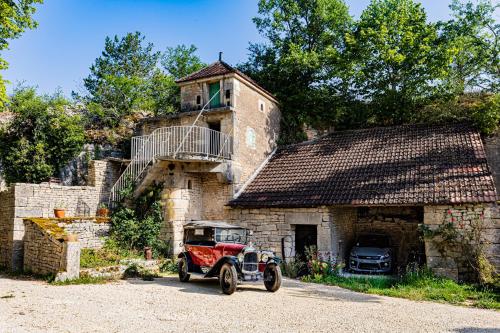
[[109, 90, 233, 206]]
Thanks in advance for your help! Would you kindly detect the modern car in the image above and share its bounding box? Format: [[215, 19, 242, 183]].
[[349, 234, 393, 274], [178, 220, 282, 295]]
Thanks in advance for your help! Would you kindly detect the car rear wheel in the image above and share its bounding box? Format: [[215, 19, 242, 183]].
[[219, 263, 237, 295], [264, 263, 282, 292], [178, 257, 190, 282]]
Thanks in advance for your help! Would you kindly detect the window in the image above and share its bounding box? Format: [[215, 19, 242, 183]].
[[225, 89, 231, 99], [258, 99, 265, 112], [187, 179, 192, 190], [246, 127, 256, 149], [196, 95, 201, 105]]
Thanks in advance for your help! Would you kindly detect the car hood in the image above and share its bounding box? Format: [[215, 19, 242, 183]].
[[351, 247, 390, 257]]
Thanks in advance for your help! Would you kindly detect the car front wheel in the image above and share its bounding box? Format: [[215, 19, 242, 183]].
[[178, 257, 190, 282], [219, 263, 238, 295], [264, 263, 282, 292]]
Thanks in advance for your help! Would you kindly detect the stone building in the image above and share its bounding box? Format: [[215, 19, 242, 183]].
[[114, 60, 499, 281]]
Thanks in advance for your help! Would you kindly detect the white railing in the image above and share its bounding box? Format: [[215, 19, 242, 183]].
[[109, 126, 233, 205]]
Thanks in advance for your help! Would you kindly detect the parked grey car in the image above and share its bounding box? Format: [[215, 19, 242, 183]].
[[349, 234, 392, 273]]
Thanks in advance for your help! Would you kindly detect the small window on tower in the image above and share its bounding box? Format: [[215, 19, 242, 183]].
[[258, 99, 265, 112], [225, 89, 231, 99], [187, 179, 193, 190], [196, 95, 201, 105]]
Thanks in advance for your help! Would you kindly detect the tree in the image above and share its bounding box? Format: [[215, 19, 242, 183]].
[[440, 0, 499, 93], [0, 86, 85, 183], [78, 32, 160, 127], [346, 0, 451, 125], [241, 0, 353, 142], [0, 0, 43, 108], [161, 44, 204, 80]]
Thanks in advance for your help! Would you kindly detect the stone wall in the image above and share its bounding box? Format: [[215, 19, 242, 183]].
[[57, 218, 111, 249], [23, 218, 80, 280], [423, 204, 500, 281], [87, 160, 124, 204], [228, 207, 333, 261], [0, 184, 96, 270]]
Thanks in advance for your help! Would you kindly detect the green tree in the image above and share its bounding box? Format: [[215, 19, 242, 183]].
[[346, 0, 451, 125], [78, 32, 160, 127], [440, 0, 499, 93], [241, 0, 353, 142], [149, 44, 205, 115], [0, 0, 43, 108], [0, 86, 85, 183]]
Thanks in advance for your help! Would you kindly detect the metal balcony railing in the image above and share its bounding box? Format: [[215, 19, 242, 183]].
[[109, 126, 233, 205]]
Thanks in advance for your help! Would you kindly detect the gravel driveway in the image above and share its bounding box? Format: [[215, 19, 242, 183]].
[[0, 275, 499, 333]]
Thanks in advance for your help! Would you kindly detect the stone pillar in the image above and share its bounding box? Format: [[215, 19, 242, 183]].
[[55, 240, 81, 282]]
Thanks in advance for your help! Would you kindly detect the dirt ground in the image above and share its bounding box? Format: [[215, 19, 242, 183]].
[[0, 275, 499, 333]]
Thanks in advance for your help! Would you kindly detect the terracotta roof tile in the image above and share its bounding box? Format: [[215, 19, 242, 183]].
[[229, 123, 498, 208]]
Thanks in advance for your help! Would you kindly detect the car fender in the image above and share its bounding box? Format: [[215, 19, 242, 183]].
[[205, 256, 242, 278], [178, 252, 194, 272]]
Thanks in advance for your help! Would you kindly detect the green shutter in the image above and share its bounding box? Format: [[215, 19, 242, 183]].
[[209, 82, 220, 108]]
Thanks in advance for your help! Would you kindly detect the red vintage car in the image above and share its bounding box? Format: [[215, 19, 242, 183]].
[[178, 221, 282, 295]]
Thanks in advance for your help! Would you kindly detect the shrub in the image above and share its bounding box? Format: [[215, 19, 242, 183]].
[[0, 86, 85, 184]]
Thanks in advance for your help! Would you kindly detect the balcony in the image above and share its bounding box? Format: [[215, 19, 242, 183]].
[[131, 126, 233, 162]]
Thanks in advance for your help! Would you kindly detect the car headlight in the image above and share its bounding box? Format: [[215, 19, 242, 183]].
[[260, 253, 269, 262], [237, 252, 244, 262]]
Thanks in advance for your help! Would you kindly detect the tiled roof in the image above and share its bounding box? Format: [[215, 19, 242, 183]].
[[176, 61, 276, 100], [229, 124, 498, 208]]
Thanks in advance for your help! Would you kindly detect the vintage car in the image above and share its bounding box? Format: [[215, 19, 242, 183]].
[[177, 221, 282, 295]]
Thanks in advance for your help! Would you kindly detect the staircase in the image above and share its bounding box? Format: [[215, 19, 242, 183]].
[[109, 89, 235, 205]]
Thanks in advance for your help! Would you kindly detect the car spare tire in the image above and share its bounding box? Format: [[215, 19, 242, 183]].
[[219, 263, 238, 295], [264, 263, 282, 292]]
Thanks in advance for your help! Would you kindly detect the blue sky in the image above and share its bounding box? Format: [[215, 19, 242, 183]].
[[3, 0, 453, 96]]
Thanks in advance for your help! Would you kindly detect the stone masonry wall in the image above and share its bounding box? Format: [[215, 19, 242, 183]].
[[1, 183, 99, 271], [58, 219, 111, 249], [23, 218, 81, 280], [424, 204, 500, 281], [484, 135, 500, 192], [0, 187, 15, 268], [87, 159, 123, 204], [228, 207, 333, 261]]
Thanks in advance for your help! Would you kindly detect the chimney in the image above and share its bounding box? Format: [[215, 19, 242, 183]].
[[219, 52, 223, 62]]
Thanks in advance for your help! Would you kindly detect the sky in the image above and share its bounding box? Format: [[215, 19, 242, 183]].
[[3, 0, 453, 96]]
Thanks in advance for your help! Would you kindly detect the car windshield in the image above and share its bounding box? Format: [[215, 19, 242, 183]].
[[215, 228, 247, 244], [356, 235, 389, 248]]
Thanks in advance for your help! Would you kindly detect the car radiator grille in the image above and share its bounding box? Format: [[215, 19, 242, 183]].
[[243, 252, 258, 272]]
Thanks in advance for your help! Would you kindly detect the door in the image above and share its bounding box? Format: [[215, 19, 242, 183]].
[[209, 82, 220, 109], [295, 225, 317, 260], [208, 122, 221, 156]]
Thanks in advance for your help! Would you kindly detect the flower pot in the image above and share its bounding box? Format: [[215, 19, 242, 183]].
[[97, 208, 109, 217], [144, 247, 153, 261], [54, 209, 65, 218]]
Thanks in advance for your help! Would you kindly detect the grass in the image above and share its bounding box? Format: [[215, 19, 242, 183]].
[[50, 276, 114, 286], [80, 241, 142, 269], [303, 269, 500, 310]]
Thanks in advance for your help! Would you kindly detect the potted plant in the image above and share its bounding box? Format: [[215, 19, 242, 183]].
[[97, 203, 109, 217], [144, 246, 153, 261], [54, 203, 66, 218]]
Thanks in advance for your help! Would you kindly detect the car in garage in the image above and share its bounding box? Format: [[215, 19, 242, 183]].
[[349, 233, 393, 274], [178, 221, 282, 295]]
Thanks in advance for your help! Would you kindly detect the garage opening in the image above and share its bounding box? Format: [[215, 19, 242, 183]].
[[295, 225, 317, 260], [339, 206, 425, 274]]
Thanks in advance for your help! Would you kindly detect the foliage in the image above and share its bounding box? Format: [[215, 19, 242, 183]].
[[420, 213, 497, 285], [241, 0, 353, 141], [280, 257, 305, 278], [243, 0, 500, 142], [159, 259, 178, 274], [0, 86, 85, 183], [440, 0, 499, 93], [123, 263, 159, 280], [162, 44, 205, 80], [110, 183, 169, 256], [79, 239, 141, 269], [50, 276, 113, 286], [0, 0, 43, 108], [303, 267, 499, 309]]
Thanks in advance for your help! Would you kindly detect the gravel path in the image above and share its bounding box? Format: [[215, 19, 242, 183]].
[[0, 275, 499, 333]]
